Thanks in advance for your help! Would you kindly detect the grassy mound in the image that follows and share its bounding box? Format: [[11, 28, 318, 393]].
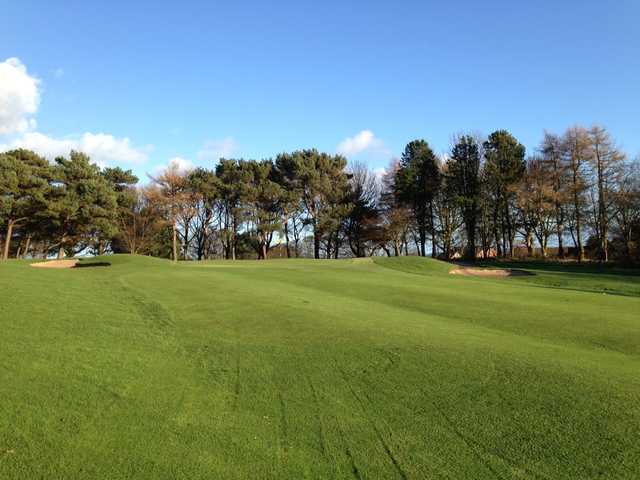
[[373, 255, 453, 276], [1, 255, 639, 479]]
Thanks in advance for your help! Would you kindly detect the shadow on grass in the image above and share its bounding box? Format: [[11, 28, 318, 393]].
[[472, 259, 640, 277], [75, 262, 111, 268]]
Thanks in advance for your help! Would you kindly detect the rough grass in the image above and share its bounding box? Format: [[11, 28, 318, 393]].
[[1, 255, 639, 479]]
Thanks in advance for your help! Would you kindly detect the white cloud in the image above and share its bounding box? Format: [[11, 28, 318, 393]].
[[168, 156, 194, 172], [336, 130, 390, 158], [0, 58, 151, 169], [152, 156, 194, 175], [0, 57, 40, 135], [197, 137, 238, 162], [0, 131, 150, 167], [373, 167, 387, 179]]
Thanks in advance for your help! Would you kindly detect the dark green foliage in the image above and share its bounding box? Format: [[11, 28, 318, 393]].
[[395, 140, 441, 257], [0, 149, 51, 259], [215, 159, 249, 259], [186, 168, 219, 260], [242, 160, 283, 259], [273, 153, 305, 258], [45, 152, 118, 258], [448, 136, 481, 259], [2, 123, 639, 263], [98, 167, 138, 254], [285, 149, 351, 259], [483, 130, 526, 257]]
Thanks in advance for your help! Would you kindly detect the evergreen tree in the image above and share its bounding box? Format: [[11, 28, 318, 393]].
[[187, 168, 218, 260], [243, 160, 283, 259], [483, 130, 526, 257], [0, 149, 51, 260], [395, 140, 441, 257], [448, 135, 481, 259], [46, 151, 118, 259], [289, 149, 350, 259], [273, 153, 304, 258], [215, 159, 249, 260], [98, 167, 138, 254]]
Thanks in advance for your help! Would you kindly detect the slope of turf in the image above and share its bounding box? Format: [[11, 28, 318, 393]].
[[1, 255, 639, 479], [471, 259, 640, 297]]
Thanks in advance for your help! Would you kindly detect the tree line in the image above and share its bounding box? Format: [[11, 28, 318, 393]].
[[1, 125, 639, 263]]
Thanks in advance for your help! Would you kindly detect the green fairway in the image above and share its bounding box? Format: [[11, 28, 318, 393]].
[[1, 255, 639, 479]]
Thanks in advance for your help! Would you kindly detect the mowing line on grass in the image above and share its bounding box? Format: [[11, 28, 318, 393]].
[[335, 362, 408, 480], [335, 419, 364, 480], [305, 375, 329, 458]]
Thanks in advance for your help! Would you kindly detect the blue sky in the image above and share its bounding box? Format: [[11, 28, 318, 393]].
[[1, 1, 638, 179]]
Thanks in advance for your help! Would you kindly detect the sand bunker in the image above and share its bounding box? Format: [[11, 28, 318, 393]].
[[450, 267, 531, 277], [30, 259, 79, 269]]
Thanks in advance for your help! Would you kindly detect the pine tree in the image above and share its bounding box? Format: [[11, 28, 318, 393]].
[[45, 152, 118, 259], [0, 149, 51, 260], [395, 140, 441, 257], [483, 130, 526, 257], [448, 135, 481, 259], [288, 149, 350, 259]]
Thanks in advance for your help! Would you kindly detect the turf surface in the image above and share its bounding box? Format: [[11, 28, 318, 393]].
[[1, 255, 639, 479]]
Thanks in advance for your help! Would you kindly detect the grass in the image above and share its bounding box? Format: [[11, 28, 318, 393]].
[[1, 255, 639, 479], [474, 259, 640, 297]]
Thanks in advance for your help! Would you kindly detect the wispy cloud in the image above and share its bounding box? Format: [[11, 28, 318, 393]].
[[0, 132, 151, 167], [197, 137, 238, 162]]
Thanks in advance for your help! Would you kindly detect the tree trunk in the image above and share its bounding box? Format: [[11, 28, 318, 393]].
[[504, 202, 514, 258], [594, 144, 608, 262], [526, 231, 534, 257], [575, 202, 584, 262], [313, 229, 321, 259], [493, 205, 502, 257], [465, 215, 476, 260], [419, 225, 426, 257], [172, 221, 178, 262], [430, 203, 437, 258], [571, 166, 585, 262], [2, 220, 14, 261], [556, 222, 564, 258], [231, 220, 237, 260], [284, 220, 291, 258], [22, 235, 31, 259], [183, 224, 190, 260]]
